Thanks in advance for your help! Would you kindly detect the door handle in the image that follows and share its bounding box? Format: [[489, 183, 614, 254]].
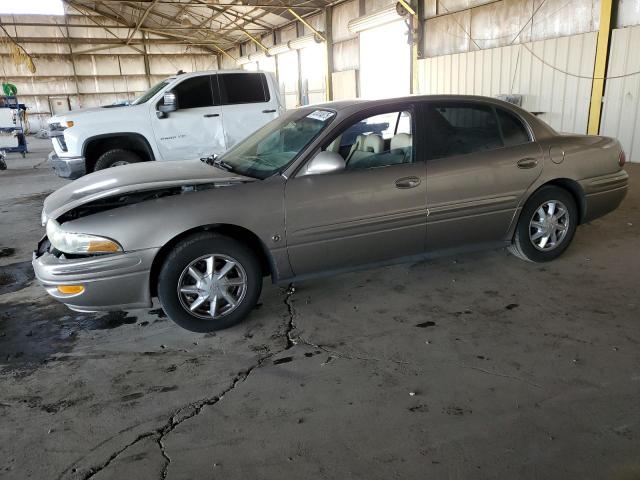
[[517, 157, 538, 169], [262, 109, 277, 113], [395, 176, 421, 189], [203, 113, 220, 118]]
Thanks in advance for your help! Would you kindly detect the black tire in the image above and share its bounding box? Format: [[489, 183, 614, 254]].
[[509, 185, 578, 262], [157, 232, 263, 332], [94, 149, 142, 171]]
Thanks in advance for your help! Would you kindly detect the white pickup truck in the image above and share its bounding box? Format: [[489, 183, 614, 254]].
[[47, 70, 283, 179]]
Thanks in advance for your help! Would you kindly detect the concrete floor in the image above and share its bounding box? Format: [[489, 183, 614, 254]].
[[1, 138, 639, 480]]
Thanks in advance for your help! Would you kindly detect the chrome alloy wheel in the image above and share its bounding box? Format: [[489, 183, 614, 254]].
[[529, 200, 570, 251], [177, 254, 248, 320]]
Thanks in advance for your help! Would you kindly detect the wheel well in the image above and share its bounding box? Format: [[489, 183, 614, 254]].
[[84, 134, 154, 172], [148, 224, 274, 298], [542, 178, 586, 223]]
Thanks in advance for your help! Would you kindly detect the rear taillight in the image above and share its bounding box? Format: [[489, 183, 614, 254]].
[[619, 150, 626, 167]]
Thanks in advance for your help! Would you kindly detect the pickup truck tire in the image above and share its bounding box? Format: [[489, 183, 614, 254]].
[[94, 149, 143, 170], [157, 232, 263, 332]]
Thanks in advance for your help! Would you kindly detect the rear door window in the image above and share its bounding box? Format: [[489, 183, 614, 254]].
[[497, 109, 531, 147], [219, 73, 270, 105], [424, 103, 503, 160]]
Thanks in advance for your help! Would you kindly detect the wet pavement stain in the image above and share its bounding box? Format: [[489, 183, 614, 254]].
[[0, 261, 35, 295], [148, 385, 179, 393], [409, 404, 429, 413], [121, 392, 145, 402], [148, 308, 167, 319], [40, 395, 94, 414], [0, 247, 16, 258], [0, 302, 141, 375], [85, 311, 137, 330], [415, 321, 436, 328], [273, 356, 294, 365], [443, 405, 472, 416], [0, 302, 81, 375]]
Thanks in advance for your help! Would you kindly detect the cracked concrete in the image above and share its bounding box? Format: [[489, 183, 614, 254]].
[[1, 138, 640, 479], [80, 290, 298, 480]]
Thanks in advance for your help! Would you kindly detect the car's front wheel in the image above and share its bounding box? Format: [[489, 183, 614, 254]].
[[157, 233, 262, 332], [509, 185, 578, 262]]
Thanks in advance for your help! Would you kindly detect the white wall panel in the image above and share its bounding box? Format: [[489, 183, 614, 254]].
[[418, 31, 597, 134], [333, 38, 359, 72], [75, 55, 120, 76], [601, 25, 640, 162], [617, 0, 640, 27], [332, 0, 359, 42], [423, 0, 600, 56], [332, 69, 358, 100], [118, 56, 146, 75], [302, 13, 325, 35], [148, 55, 217, 75], [221, 47, 241, 69]]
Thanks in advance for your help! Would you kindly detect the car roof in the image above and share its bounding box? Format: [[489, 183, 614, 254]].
[[308, 94, 556, 139], [311, 94, 519, 111]]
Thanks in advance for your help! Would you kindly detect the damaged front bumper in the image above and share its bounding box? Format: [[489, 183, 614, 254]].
[[32, 239, 159, 312], [48, 151, 86, 180]]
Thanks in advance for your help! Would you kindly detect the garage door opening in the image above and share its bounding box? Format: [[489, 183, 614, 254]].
[[359, 21, 411, 100]]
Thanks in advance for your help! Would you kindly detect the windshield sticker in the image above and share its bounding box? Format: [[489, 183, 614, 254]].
[[306, 110, 335, 122]]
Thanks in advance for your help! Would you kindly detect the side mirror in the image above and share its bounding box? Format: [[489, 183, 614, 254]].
[[157, 90, 178, 118], [301, 151, 345, 176]]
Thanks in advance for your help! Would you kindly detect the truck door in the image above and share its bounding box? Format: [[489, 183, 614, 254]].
[[217, 72, 280, 149], [150, 74, 226, 161]]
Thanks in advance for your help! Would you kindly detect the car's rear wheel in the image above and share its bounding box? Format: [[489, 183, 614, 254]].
[[94, 149, 142, 171], [157, 233, 262, 332], [509, 185, 578, 262]]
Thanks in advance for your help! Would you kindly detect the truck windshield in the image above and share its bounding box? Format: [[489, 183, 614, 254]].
[[131, 80, 169, 105], [216, 109, 335, 179]]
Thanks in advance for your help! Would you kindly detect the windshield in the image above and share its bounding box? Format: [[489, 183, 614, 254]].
[[131, 80, 170, 105], [218, 108, 335, 179]]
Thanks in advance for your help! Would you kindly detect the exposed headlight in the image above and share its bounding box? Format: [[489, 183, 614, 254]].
[[46, 219, 122, 254], [41, 209, 48, 226]]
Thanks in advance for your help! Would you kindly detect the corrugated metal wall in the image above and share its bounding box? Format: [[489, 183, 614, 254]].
[[417, 32, 597, 134], [421, 0, 600, 57], [0, 12, 218, 132], [600, 25, 640, 162]]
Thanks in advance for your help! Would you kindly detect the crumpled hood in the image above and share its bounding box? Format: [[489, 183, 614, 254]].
[[43, 159, 254, 222]]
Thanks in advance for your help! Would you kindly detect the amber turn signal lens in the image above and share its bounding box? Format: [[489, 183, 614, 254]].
[[66, 120, 74, 128], [86, 240, 120, 252], [57, 285, 85, 295]]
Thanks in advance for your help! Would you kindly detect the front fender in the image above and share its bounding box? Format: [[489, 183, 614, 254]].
[[81, 131, 157, 161], [57, 176, 291, 279]]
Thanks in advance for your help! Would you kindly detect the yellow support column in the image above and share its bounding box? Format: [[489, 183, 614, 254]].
[[587, 0, 614, 135]]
